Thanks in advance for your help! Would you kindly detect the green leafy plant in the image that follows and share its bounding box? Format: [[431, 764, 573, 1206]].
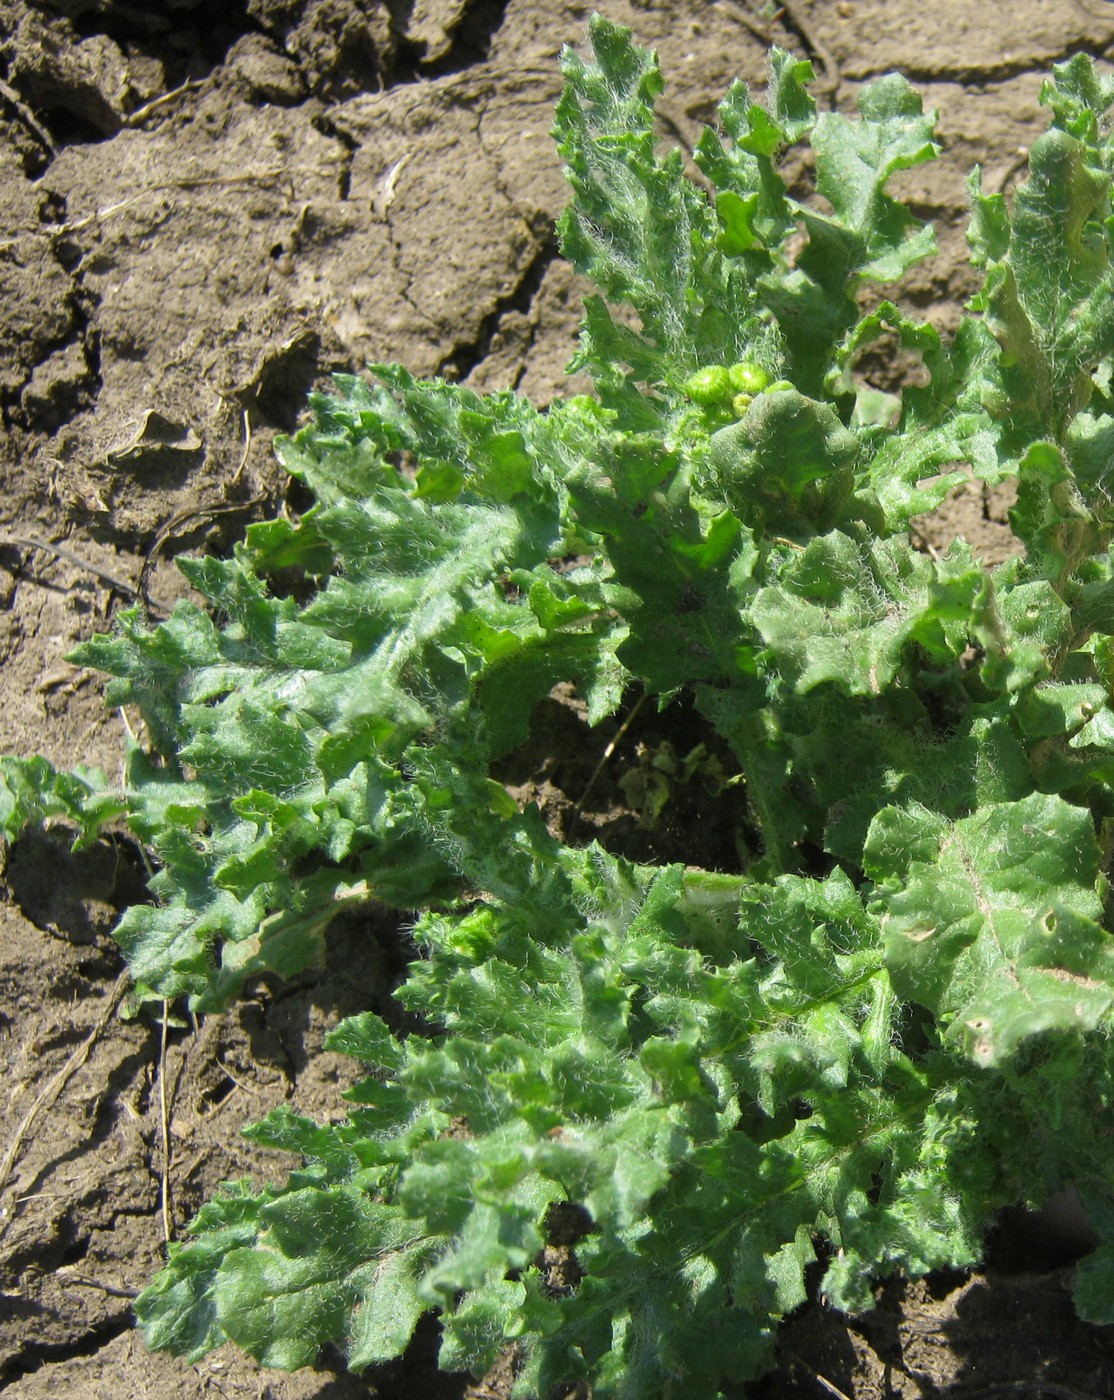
[[8, 17, 1114, 1397]]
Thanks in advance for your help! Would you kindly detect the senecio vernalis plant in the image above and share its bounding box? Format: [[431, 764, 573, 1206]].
[[8, 16, 1114, 1396]]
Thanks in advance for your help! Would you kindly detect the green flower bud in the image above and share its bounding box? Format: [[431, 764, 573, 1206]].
[[727, 362, 769, 395], [683, 365, 732, 405]]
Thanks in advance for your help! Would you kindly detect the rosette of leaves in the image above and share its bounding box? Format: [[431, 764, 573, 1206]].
[[7, 18, 1114, 1399]]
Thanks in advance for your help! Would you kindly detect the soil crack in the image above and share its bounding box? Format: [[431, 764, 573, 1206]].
[[0, 1313, 134, 1387], [437, 235, 557, 385], [850, 38, 1114, 87], [311, 108, 357, 200]]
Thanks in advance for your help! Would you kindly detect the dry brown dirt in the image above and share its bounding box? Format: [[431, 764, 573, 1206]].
[[3, 1, 1114, 1396]]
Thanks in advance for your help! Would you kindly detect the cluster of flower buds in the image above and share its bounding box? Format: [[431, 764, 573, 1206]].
[[681, 361, 793, 427]]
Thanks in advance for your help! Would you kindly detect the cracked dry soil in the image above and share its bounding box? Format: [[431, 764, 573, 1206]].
[[3, 1, 1114, 1396]]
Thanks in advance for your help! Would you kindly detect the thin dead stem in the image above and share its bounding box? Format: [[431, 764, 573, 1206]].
[[157, 1001, 172, 1247], [0, 532, 142, 599], [137, 488, 266, 617], [122, 78, 204, 128], [567, 692, 648, 842]]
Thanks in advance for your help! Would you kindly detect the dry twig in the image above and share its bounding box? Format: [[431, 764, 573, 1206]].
[[0, 532, 142, 599], [137, 490, 266, 616], [57, 1270, 140, 1299], [157, 1001, 173, 1247], [122, 78, 204, 128], [567, 692, 648, 841]]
